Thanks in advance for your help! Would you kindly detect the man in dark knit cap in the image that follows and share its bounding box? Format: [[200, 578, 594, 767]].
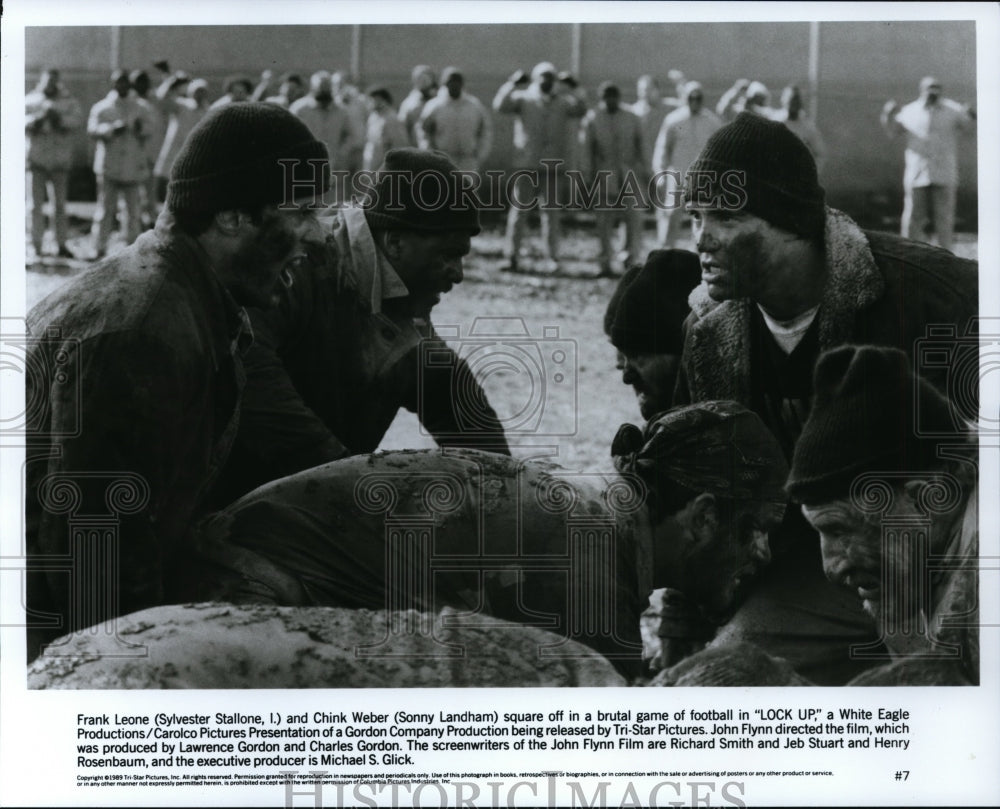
[[24, 103, 330, 661], [788, 345, 978, 685], [673, 110, 977, 684], [211, 147, 510, 505], [605, 249, 702, 421]]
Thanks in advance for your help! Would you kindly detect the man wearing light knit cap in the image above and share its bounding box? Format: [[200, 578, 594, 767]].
[[24, 103, 330, 661], [493, 60, 587, 273], [788, 345, 978, 685], [674, 110, 977, 685]]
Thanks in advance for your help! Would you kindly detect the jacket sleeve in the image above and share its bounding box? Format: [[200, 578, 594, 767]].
[[493, 81, 521, 114], [27, 330, 213, 637], [417, 101, 436, 150], [401, 331, 511, 456], [475, 98, 494, 165], [87, 101, 117, 139], [237, 290, 352, 477]]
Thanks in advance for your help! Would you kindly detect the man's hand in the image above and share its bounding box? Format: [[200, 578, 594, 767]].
[[882, 99, 899, 117], [508, 69, 528, 86], [112, 119, 128, 135]]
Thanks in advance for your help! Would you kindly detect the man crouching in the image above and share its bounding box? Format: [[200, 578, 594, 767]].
[[191, 401, 787, 681], [787, 345, 978, 685]]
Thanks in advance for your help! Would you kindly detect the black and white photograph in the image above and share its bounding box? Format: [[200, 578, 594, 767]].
[[2, 1, 998, 807]]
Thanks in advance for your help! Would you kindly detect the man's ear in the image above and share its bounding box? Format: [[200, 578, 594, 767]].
[[380, 229, 405, 262], [213, 210, 251, 237], [687, 492, 718, 546]]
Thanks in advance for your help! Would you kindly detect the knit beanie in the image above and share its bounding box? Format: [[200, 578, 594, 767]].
[[684, 111, 826, 241], [167, 103, 329, 213], [361, 148, 480, 235], [786, 345, 956, 505], [608, 249, 702, 355]]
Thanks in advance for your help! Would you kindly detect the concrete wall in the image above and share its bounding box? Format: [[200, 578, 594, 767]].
[[25, 21, 978, 226]]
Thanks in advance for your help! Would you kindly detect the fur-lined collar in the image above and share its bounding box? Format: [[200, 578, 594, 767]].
[[683, 207, 883, 403]]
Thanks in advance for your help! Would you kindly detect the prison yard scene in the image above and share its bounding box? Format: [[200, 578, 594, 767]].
[[22, 21, 980, 694]]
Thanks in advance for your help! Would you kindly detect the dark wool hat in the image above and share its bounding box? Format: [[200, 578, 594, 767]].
[[167, 102, 329, 213], [361, 148, 480, 235], [684, 111, 826, 241], [786, 345, 956, 505], [608, 249, 702, 355]]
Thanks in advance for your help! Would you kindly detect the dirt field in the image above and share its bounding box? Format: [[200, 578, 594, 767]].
[[23, 206, 979, 472]]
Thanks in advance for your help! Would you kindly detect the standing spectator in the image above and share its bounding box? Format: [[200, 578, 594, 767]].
[[773, 85, 826, 174], [25, 103, 330, 660], [629, 75, 674, 176], [493, 61, 587, 273], [558, 71, 586, 174], [153, 76, 210, 201], [418, 67, 493, 172], [290, 71, 353, 199], [130, 69, 163, 228], [332, 71, 368, 180], [398, 64, 437, 146], [717, 79, 777, 122], [252, 70, 306, 108], [881, 76, 976, 252], [87, 69, 155, 258], [25, 69, 82, 259], [652, 81, 722, 247], [581, 82, 645, 276], [363, 86, 408, 171], [209, 75, 254, 110]]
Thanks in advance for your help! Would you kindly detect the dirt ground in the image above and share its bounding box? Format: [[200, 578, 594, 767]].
[[23, 204, 979, 472]]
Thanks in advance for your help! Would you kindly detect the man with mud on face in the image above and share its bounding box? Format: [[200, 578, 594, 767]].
[[604, 249, 703, 422], [209, 148, 511, 507], [192, 401, 787, 681], [25, 103, 329, 661]]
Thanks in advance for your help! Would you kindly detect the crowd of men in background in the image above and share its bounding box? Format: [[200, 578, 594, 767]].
[[27, 60, 975, 268], [24, 55, 980, 688]]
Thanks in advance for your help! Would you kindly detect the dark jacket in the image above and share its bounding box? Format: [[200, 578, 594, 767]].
[[213, 207, 510, 503], [25, 216, 249, 659], [677, 207, 978, 409]]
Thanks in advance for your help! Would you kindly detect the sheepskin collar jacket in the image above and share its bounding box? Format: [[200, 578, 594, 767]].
[[677, 207, 978, 409]]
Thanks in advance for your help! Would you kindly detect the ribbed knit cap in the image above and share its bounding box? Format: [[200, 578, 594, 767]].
[[361, 148, 480, 235], [684, 111, 826, 241], [167, 102, 329, 213], [786, 345, 956, 504], [608, 249, 702, 355]]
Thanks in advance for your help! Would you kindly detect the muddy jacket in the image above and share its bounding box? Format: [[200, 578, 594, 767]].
[[24, 214, 249, 659], [213, 206, 510, 504], [196, 449, 651, 678]]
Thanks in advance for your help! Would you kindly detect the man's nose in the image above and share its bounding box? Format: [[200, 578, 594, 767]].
[[695, 226, 720, 254], [820, 537, 850, 584], [446, 257, 464, 284], [750, 529, 771, 565]]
